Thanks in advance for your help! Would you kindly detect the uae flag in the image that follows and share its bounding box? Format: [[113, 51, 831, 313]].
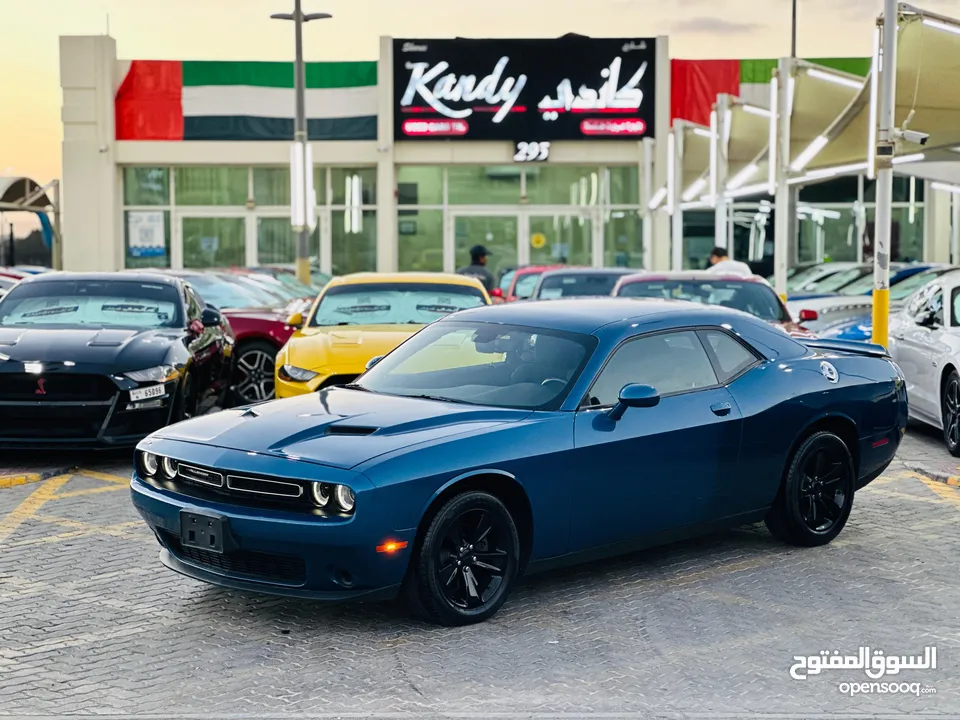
[[670, 56, 870, 127], [116, 60, 377, 141]]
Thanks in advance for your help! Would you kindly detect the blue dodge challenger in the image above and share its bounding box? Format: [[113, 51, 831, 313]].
[[130, 299, 908, 625]]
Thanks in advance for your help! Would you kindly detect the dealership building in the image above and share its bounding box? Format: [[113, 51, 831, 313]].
[[58, 34, 946, 278]]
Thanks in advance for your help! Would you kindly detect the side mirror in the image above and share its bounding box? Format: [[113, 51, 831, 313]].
[[365, 355, 383, 371], [286, 312, 304, 328], [798, 309, 818, 323], [608, 383, 660, 421], [918, 311, 939, 328], [200, 307, 222, 327]]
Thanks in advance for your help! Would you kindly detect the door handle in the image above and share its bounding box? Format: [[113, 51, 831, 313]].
[[710, 402, 732, 417]]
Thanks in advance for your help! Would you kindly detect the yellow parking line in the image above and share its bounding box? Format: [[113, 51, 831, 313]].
[[863, 487, 948, 504], [55, 485, 128, 500], [75, 469, 130, 485], [0, 474, 72, 545], [30, 515, 143, 540], [0, 473, 41, 489], [919, 477, 960, 509]]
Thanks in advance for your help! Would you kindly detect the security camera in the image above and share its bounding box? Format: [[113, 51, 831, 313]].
[[896, 129, 929, 146]]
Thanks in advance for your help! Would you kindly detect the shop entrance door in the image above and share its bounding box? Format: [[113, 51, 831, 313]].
[[447, 212, 521, 288], [178, 216, 246, 269], [525, 211, 597, 268]]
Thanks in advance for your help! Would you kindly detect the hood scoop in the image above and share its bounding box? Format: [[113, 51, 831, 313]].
[[325, 425, 377, 436], [329, 332, 363, 345]]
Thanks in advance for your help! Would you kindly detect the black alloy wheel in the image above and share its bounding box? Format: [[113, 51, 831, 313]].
[[233, 341, 277, 405], [942, 370, 960, 456], [406, 491, 520, 626], [765, 431, 855, 547], [173, 372, 196, 422]]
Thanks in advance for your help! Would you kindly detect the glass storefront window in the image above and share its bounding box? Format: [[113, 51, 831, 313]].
[[253, 168, 290, 206], [332, 168, 377, 205], [865, 206, 925, 262], [124, 168, 170, 206], [257, 218, 296, 265], [175, 167, 248, 206], [797, 209, 859, 263], [453, 216, 518, 280], [864, 175, 924, 203], [332, 210, 376, 275], [606, 167, 640, 205], [447, 166, 522, 205], [682, 212, 716, 270], [182, 217, 246, 268], [799, 176, 858, 204], [528, 214, 591, 266], [124, 210, 171, 269], [398, 210, 443, 272], [525, 166, 601, 206], [398, 166, 443, 206], [603, 210, 643, 268]]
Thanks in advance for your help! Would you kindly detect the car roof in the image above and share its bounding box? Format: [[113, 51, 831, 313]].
[[326, 271, 486, 290], [619, 271, 768, 284], [539, 267, 637, 278], [515, 264, 568, 275], [19, 270, 181, 286], [446, 297, 733, 334]]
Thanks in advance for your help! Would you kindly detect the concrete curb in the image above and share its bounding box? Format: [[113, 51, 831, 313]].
[[904, 464, 960, 488], [0, 466, 75, 490]]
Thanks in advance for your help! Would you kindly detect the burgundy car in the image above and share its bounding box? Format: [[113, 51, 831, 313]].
[[135, 270, 298, 404], [612, 271, 817, 338]]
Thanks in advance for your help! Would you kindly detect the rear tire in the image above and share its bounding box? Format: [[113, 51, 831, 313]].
[[765, 431, 855, 547], [941, 370, 960, 457], [405, 491, 520, 626]]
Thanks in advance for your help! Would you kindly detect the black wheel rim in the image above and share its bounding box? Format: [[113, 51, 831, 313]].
[[236, 350, 275, 403], [944, 379, 960, 449], [435, 508, 510, 610], [799, 441, 851, 534]]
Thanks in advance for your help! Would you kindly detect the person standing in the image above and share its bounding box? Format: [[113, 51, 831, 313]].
[[457, 244, 495, 292], [706, 246, 753, 276]]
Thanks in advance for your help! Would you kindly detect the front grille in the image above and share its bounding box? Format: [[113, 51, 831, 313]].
[[226, 474, 303, 498], [317, 374, 358, 390], [162, 460, 320, 513], [0, 405, 111, 439], [0, 373, 117, 402], [161, 531, 306, 585]]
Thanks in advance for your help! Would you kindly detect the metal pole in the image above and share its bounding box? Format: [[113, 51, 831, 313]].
[[52, 180, 62, 271], [791, 0, 798, 57], [8, 220, 15, 268], [714, 94, 729, 250], [872, 1, 897, 348], [293, 0, 311, 285], [774, 59, 793, 299], [952, 193, 960, 264]]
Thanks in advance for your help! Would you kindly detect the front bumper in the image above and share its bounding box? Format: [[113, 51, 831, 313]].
[[129, 445, 414, 600]]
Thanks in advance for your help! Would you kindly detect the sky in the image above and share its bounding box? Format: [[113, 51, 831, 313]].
[[0, 0, 951, 195]]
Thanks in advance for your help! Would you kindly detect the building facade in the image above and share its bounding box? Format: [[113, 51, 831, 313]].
[[59, 35, 949, 277]]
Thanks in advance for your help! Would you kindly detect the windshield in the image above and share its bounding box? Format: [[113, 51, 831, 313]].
[[536, 273, 623, 298], [232, 274, 299, 301], [0, 277, 15, 290], [179, 274, 272, 309], [515, 272, 544, 299], [803, 267, 869, 293], [787, 265, 833, 290], [357, 321, 596, 410], [498, 270, 515, 292], [267, 272, 317, 298], [209, 274, 286, 306], [889, 269, 949, 301], [617, 279, 788, 322], [310, 282, 487, 326], [0, 279, 182, 329]]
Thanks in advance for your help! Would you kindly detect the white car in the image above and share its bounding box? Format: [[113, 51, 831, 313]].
[[888, 269, 960, 454]]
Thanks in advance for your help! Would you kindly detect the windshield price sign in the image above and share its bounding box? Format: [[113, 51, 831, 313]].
[[393, 37, 657, 141]]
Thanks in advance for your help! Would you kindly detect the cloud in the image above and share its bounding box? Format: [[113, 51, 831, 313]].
[[669, 17, 764, 34]]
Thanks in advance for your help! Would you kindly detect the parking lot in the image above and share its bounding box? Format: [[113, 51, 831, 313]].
[[1, 427, 959, 717]]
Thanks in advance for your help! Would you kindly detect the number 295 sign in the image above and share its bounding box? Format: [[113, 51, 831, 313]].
[[394, 38, 657, 142]]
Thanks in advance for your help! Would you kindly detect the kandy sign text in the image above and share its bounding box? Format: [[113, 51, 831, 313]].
[[393, 38, 657, 141]]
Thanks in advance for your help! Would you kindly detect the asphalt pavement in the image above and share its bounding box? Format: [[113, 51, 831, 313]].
[[1, 427, 959, 717]]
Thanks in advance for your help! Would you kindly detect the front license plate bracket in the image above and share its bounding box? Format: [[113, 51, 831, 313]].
[[179, 510, 227, 554]]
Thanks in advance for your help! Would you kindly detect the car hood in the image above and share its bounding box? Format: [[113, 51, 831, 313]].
[[285, 325, 421, 372], [786, 295, 873, 316], [155, 387, 529, 471], [0, 326, 181, 368], [221, 306, 287, 322]]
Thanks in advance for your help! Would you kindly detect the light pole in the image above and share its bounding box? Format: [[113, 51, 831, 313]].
[[791, 0, 798, 57], [271, 1, 332, 286]]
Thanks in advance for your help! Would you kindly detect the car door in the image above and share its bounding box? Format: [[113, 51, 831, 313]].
[[570, 329, 743, 552], [183, 285, 223, 405], [891, 283, 947, 423]]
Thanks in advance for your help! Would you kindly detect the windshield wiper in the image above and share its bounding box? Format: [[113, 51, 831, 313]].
[[342, 383, 370, 392], [406, 393, 470, 404]]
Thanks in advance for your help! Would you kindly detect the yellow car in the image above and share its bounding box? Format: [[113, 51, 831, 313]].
[[275, 272, 490, 397]]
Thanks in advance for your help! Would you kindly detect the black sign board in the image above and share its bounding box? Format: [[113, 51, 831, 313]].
[[393, 37, 657, 142]]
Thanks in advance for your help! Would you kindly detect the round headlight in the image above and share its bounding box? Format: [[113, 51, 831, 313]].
[[140, 451, 158, 477], [334, 484, 355, 513], [160, 456, 178, 479], [312, 482, 331, 507]]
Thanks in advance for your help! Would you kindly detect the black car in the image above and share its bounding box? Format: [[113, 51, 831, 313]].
[[529, 267, 639, 300], [0, 272, 234, 447]]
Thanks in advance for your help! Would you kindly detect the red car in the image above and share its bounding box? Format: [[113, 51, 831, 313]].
[[612, 271, 817, 338], [132, 270, 298, 404], [497, 264, 567, 302]]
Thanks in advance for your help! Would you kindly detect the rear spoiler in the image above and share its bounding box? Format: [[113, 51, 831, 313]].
[[802, 338, 889, 358]]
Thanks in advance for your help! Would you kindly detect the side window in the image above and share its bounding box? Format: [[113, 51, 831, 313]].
[[700, 329, 759, 384], [184, 287, 203, 322], [907, 285, 933, 322], [952, 287, 960, 327], [586, 330, 718, 406], [930, 288, 944, 326]]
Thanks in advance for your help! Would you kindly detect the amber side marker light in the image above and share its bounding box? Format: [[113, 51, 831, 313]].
[[376, 540, 408, 554]]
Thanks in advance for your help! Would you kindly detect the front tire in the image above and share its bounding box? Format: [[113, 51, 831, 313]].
[[765, 431, 855, 547], [232, 340, 277, 406], [941, 370, 960, 456], [406, 491, 520, 626]]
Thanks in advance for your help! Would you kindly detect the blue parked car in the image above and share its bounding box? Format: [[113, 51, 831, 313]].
[[130, 299, 907, 625], [789, 263, 936, 302]]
